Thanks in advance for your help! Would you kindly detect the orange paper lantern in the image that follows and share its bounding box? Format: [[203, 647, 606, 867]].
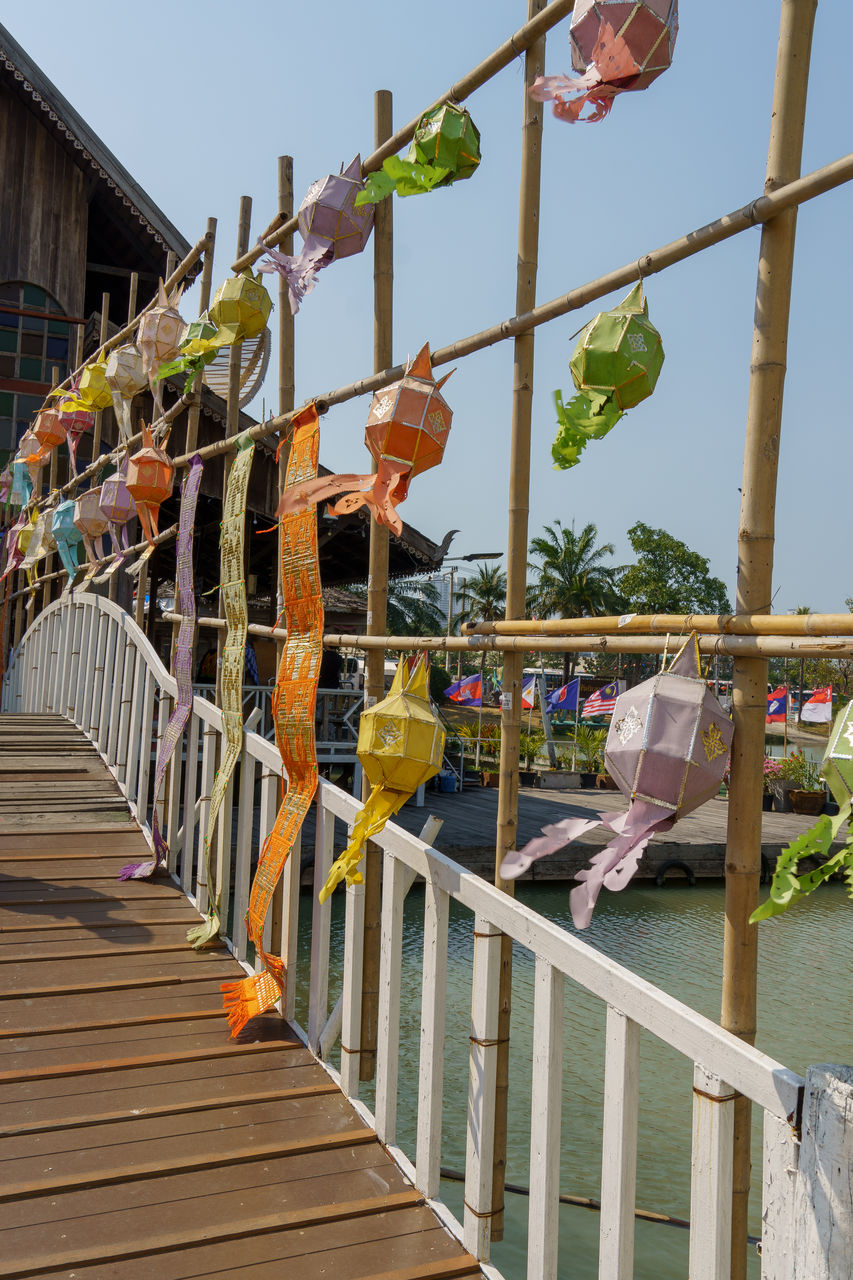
[[126, 425, 175, 547], [24, 409, 65, 465]]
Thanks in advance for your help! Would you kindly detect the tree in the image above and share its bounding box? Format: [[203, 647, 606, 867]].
[[345, 576, 446, 637], [454, 563, 507, 626], [619, 522, 731, 615], [527, 520, 622, 680]]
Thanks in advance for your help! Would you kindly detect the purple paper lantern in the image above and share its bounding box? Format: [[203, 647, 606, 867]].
[[98, 461, 137, 560]]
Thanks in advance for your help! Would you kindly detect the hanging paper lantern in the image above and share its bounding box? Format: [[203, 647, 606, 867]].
[[260, 156, 374, 315], [18, 430, 44, 489], [10, 457, 33, 507], [73, 486, 110, 563], [126, 425, 174, 547], [41, 509, 58, 554], [137, 281, 186, 416], [551, 282, 664, 469], [99, 459, 137, 561], [319, 654, 445, 901], [0, 512, 26, 581], [356, 103, 482, 205], [24, 408, 66, 465], [19, 506, 51, 588], [0, 466, 11, 508], [277, 344, 453, 534], [155, 313, 221, 394], [500, 635, 732, 928], [56, 400, 94, 479], [751, 701, 853, 922], [51, 498, 84, 580], [531, 0, 679, 123], [208, 274, 272, 345], [105, 344, 147, 444]]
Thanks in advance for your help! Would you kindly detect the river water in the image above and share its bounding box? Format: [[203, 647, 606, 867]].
[[295, 877, 852, 1279]]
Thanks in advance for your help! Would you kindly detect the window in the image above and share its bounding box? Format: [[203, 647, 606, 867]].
[[0, 282, 71, 454]]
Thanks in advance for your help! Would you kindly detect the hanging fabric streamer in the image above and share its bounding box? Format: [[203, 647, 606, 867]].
[[319, 652, 445, 901], [221, 404, 323, 1037], [120, 455, 205, 881], [187, 438, 255, 944]]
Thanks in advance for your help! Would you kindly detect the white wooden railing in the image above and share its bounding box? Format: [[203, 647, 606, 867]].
[[4, 592, 851, 1280]]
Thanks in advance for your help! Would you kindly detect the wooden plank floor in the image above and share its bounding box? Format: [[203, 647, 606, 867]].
[[0, 714, 481, 1280]]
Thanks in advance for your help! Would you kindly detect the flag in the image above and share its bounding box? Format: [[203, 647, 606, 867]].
[[521, 675, 537, 710], [546, 677, 580, 713], [445, 673, 482, 706], [581, 681, 619, 718], [802, 686, 832, 724], [766, 687, 787, 723]]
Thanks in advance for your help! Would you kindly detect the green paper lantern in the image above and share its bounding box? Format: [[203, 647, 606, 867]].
[[551, 282, 664, 470], [356, 103, 481, 206], [209, 272, 272, 344]]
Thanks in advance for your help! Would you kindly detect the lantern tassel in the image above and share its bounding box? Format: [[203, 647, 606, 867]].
[[186, 908, 221, 948], [275, 458, 409, 534], [135, 503, 160, 549], [259, 241, 333, 316], [318, 787, 403, 903], [530, 22, 640, 124]]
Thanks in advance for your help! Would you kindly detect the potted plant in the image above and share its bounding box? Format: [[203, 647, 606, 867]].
[[479, 723, 501, 787], [775, 750, 826, 814], [519, 728, 545, 787], [762, 755, 782, 810], [575, 725, 607, 788]]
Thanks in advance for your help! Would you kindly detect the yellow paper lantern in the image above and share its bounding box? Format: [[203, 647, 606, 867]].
[[209, 271, 272, 344], [319, 654, 445, 901]]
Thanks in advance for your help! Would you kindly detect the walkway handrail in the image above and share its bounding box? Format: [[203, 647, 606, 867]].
[[2, 592, 818, 1280]]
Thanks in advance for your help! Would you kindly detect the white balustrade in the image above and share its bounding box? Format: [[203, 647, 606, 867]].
[[5, 592, 850, 1280]]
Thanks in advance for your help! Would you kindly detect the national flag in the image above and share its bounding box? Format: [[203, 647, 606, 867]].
[[546, 677, 580, 713], [445, 673, 483, 706], [766, 687, 787, 723], [581, 681, 619, 719], [521, 675, 537, 710], [802, 686, 833, 724]]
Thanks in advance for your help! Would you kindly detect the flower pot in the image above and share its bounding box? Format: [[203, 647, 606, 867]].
[[519, 769, 538, 787], [481, 770, 500, 788], [580, 771, 597, 789], [771, 780, 795, 813], [789, 788, 826, 816], [538, 769, 571, 791], [762, 791, 774, 812], [595, 773, 619, 791]]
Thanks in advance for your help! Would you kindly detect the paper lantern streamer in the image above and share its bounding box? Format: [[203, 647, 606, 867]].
[[10, 458, 33, 508], [531, 0, 678, 123], [552, 282, 663, 469], [319, 653, 445, 902], [277, 344, 453, 536], [221, 404, 324, 1037], [19, 507, 51, 590], [500, 635, 732, 928], [187, 440, 255, 944], [137, 281, 185, 417], [54, 357, 112, 413], [120, 456, 205, 882], [61, 403, 95, 479], [356, 103, 481, 206], [105, 344, 147, 445], [126, 425, 175, 548], [751, 700, 853, 921], [51, 498, 84, 581], [259, 156, 374, 315]]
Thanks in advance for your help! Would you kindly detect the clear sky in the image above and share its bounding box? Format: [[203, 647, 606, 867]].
[[8, 1, 852, 612]]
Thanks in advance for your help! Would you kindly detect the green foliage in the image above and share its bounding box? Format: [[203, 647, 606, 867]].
[[454, 564, 507, 626], [776, 750, 823, 790], [574, 724, 607, 772], [551, 388, 623, 470], [429, 662, 452, 704], [519, 728, 545, 769], [619, 522, 731, 615], [345, 576, 446, 637]]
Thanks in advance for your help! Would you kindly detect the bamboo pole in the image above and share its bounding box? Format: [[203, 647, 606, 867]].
[[127, 272, 139, 327], [724, 4, 817, 1276], [359, 88, 394, 1084], [91, 292, 110, 461], [185, 218, 218, 456], [276, 157, 295, 667], [234, 0, 577, 272], [464, 612, 853, 637], [490, 0, 547, 1240], [40, 366, 61, 615]]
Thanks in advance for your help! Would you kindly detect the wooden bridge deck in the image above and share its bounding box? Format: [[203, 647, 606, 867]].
[[0, 714, 481, 1280]]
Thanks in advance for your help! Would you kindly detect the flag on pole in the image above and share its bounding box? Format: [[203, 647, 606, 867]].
[[766, 687, 787, 723], [581, 681, 619, 718], [546, 677, 580, 713], [521, 675, 537, 710], [444, 673, 483, 706], [801, 686, 833, 724]]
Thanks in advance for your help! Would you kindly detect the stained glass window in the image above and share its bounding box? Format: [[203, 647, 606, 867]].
[[0, 282, 71, 453]]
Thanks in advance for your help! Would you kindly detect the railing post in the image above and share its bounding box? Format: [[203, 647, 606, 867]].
[[463, 914, 502, 1261], [415, 878, 450, 1198], [689, 1065, 735, 1280], [598, 1007, 640, 1280], [792, 1064, 853, 1277], [527, 957, 565, 1280], [761, 1110, 799, 1279], [308, 790, 334, 1052], [374, 850, 406, 1145]]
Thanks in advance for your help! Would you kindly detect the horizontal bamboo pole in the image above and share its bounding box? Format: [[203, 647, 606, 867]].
[[5, 523, 180, 603], [162, 611, 287, 641], [233, 0, 576, 273], [464, 612, 853, 637], [323, 632, 853, 660]]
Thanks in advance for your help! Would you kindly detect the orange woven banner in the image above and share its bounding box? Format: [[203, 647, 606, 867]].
[[221, 404, 323, 1037]]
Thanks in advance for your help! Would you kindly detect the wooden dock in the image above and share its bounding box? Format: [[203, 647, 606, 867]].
[[0, 714, 481, 1280]]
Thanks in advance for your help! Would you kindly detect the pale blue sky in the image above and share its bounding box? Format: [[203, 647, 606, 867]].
[[9, 1, 852, 610]]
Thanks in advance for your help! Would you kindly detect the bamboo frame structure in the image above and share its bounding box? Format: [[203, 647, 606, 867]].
[[463, 612, 853, 637]]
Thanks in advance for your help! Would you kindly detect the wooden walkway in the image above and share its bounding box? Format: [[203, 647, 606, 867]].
[[0, 714, 481, 1280]]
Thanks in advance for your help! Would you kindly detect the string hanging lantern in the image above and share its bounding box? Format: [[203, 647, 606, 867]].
[[51, 498, 84, 581], [501, 635, 732, 928], [73, 487, 110, 564], [105, 344, 147, 444], [277, 343, 453, 534], [25, 409, 65, 466], [208, 272, 272, 345], [531, 0, 679, 123], [356, 103, 482, 204], [98, 459, 137, 566], [259, 156, 374, 314], [137, 281, 186, 416], [125, 426, 174, 547], [154, 314, 221, 395]]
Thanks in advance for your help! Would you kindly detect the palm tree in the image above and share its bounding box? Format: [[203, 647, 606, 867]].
[[527, 520, 621, 680], [454, 563, 507, 626], [344, 576, 446, 637]]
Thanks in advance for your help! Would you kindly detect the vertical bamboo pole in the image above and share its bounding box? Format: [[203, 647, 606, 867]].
[[276, 158, 295, 664], [491, 0, 547, 1239], [91, 292, 110, 462], [109, 276, 141, 605], [40, 366, 61, 615], [217, 198, 252, 703], [185, 219, 217, 457], [359, 88, 394, 1083], [723, 3, 817, 1276]]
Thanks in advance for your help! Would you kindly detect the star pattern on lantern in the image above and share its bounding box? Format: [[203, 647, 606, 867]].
[[702, 722, 728, 763], [377, 722, 403, 748], [615, 705, 643, 744]]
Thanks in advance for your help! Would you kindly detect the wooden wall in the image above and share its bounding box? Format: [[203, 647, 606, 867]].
[[0, 84, 88, 315]]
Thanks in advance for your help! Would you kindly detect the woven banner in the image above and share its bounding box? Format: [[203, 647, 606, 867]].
[[188, 436, 255, 945], [120, 455, 203, 881], [222, 404, 323, 1036]]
